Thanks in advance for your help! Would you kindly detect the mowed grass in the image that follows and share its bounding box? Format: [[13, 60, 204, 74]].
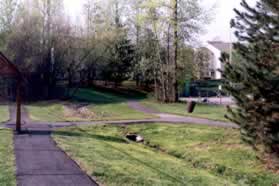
[[26, 89, 154, 122], [0, 105, 9, 123], [27, 102, 154, 122], [53, 125, 235, 186], [0, 128, 16, 186], [142, 100, 229, 122], [27, 102, 65, 122], [126, 124, 279, 185], [88, 103, 155, 121], [71, 88, 126, 103], [53, 124, 279, 186]]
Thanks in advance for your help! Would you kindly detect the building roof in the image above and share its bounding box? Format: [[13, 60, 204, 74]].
[[208, 41, 232, 54], [0, 52, 21, 78]]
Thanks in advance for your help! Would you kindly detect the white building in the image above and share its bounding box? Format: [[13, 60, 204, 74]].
[[200, 41, 232, 80]]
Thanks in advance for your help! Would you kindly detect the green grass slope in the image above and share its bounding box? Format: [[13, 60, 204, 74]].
[[0, 128, 16, 186], [53, 124, 279, 186]]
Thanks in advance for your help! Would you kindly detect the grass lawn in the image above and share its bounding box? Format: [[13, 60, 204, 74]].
[[142, 100, 229, 122], [126, 124, 279, 185], [27, 102, 155, 122], [53, 124, 279, 186], [27, 102, 66, 122], [0, 128, 16, 186], [26, 89, 155, 122], [0, 105, 9, 123]]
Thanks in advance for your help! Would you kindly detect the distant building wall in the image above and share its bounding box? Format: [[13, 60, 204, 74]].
[[206, 41, 232, 80], [204, 43, 223, 79]]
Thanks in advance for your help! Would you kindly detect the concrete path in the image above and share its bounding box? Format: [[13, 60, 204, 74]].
[[128, 101, 158, 114], [127, 101, 237, 128], [5, 103, 237, 129], [9, 106, 98, 186]]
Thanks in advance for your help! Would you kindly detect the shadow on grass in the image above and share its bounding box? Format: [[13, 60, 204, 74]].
[[25, 100, 64, 107], [54, 130, 128, 144], [26, 87, 148, 107], [70, 87, 148, 105], [55, 128, 187, 185], [103, 140, 188, 185]]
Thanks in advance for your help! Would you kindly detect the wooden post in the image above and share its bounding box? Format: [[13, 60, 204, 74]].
[[16, 78, 21, 133]]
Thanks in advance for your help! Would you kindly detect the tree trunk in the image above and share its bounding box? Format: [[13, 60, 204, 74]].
[[16, 78, 21, 133], [172, 0, 179, 102]]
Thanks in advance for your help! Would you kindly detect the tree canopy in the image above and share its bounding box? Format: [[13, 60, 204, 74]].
[[223, 0, 279, 168]]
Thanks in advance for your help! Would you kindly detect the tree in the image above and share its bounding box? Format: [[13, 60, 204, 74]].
[[170, 0, 212, 101], [136, 0, 211, 102], [81, 0, 136, 87], [223, 0, 279, 168], [36, 0, 65, 98], [4, 0, 77, 99], [0, 0, 18, 49], [104, 34, 135, 86], [104, 1, 135, 86], [0, 0, 211, 101], [177, 46, 196, 90], [135, 28, 157, 85], [195, 47, 213, 79], [172, 0, 179, 102]]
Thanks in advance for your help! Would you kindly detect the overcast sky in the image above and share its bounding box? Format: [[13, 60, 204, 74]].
[[63, 0, 250, 42]]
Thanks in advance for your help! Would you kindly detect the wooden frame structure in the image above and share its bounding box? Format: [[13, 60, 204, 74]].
[[0, 52, 22, 132]]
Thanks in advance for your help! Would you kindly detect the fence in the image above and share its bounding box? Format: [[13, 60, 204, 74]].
[[183, 79, 226, 97]]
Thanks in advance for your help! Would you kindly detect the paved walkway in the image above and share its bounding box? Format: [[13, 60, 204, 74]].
[[127, 101, 237, 128], [10, 106, 98, 186], [128, 101, 158, 114], [5, 102, 237, 129]]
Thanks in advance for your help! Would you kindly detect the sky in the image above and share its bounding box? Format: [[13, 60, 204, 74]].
[[201, 0, 242, 42], [63, 0, 250, 42]]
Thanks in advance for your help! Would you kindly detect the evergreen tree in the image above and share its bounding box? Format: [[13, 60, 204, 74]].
[[108, 34, 135, 86], [223, 0, 279, 167]]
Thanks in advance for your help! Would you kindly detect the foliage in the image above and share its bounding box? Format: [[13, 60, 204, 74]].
[[102, 32, 136, 85], [133, 0, 211, 102], [0, 0, 211, 102], [0, 0, 17, 49], [177, 47, 196, 91], [223, 0, 279, 167], [195, 47, 214, 79]]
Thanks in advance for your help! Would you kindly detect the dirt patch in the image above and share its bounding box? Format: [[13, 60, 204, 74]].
[[63, 103, 97, 119], [262, 153, 279, 174]]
